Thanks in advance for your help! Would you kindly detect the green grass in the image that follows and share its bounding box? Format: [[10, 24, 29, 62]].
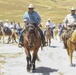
[[0, 0, 76, 26]]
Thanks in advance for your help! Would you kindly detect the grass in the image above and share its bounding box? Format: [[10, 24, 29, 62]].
[[0, 0, 76, 27], [0, 52, 22, 58]]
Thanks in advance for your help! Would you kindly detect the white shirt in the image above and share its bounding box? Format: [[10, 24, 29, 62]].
[[45, 22, 53, 27], [9, 24, 14, 29], [63, 14, 76, 26], [4, 22, 10, 28], [16, 25, 21, 30]]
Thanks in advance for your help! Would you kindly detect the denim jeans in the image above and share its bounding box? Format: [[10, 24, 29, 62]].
[[19, 23, 45, 43], [19, 30, 23, 43]]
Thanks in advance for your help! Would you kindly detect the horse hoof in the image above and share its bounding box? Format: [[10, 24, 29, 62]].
[[18, 44, 22, 48], [27, 67, 31, 72], [32, 66, 35, 70], [70, 64, 75, 67], [27, 69, 30, 72]]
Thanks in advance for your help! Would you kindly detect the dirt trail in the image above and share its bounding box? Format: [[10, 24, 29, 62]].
[[0, 39, 76, 75]]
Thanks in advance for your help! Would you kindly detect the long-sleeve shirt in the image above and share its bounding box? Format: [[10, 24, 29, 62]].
[[45, 22, 53, 28], [4, 22, 10, 28], [16, 25, 21, 30], [63, 14, 76, 26], [23, 11, 41, 24], [9, 24, 15, 29]]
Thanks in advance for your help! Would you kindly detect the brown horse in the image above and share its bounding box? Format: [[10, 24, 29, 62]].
[[60, 30, 68, 48], [23, 24, 41, 71], [45, 26, 52, 46], [66, 29, 76, 66], [53, 27, 58, 40], [3, 27, 17, 43]]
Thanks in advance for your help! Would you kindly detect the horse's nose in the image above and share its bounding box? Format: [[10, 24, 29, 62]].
[[29, 43, 33, 48], [28, 40, 33, 48]]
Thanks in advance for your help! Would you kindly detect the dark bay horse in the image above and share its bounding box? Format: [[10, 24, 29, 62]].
[[45, 26, 52, 46], [23, 24, 41, 71], [3, 27, 17, 43]]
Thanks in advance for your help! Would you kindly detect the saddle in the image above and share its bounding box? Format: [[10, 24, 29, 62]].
[[64, 28, 74, 40]]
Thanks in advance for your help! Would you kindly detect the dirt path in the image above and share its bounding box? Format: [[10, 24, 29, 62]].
[[0, 39, 76, 75]]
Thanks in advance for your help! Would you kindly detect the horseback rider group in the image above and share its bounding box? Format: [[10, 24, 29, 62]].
[[0, 4, 76, 48], [19, 5, 76, 47]]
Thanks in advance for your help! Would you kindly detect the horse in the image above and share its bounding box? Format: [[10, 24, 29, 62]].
[[22, 24, 41, 71], [53, 27, 58, 40], [2, 27, 17, 43], [45, 26, 52, 46], [60, 30, 68, 48], [66, 29, 76, 66]]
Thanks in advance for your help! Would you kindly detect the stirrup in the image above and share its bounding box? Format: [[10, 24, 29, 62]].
[[18, 44, 22, 48], [18, 43, 23, 48], [42, 42, 46, 47]]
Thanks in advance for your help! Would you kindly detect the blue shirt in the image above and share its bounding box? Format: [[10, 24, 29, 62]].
[[23, 11, 41, 24]]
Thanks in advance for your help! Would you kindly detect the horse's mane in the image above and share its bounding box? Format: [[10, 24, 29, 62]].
[[24, 24, 41, 40]]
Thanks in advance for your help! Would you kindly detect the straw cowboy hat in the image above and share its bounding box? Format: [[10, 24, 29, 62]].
[[71, 7, 75, 10], [28, 4, 34, 9]]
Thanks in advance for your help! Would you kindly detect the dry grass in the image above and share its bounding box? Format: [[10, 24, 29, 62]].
[[0, 0, 76, 27]]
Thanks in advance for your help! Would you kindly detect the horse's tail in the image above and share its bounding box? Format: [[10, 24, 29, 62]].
[[36, 55, 40, 61]]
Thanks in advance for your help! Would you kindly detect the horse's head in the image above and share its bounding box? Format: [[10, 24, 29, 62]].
[[25, 24, 36, 48], [46, 26, 50, 30]]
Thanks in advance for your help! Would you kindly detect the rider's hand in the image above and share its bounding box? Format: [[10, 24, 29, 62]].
[[38, 24, 42, 27]]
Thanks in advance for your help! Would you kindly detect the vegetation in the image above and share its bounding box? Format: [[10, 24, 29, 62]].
[[0, 0, 76, 26]]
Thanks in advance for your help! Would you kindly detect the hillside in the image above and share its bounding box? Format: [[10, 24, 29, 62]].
[[0, 0, 76, 26]]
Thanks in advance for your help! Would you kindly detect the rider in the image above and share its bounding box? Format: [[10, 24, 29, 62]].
[[4, 19, 10, 28], [44, 18, 53, 37], [9, 22, 15, 32], [16, 23, 22, 34], [18, 4, 46, 47], [63, 7, 76, 28], [4, 19, 10, 33], [62, 7, 76, 48]]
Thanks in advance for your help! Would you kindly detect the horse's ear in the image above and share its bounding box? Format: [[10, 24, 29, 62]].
[[26, 26, 29, 31]]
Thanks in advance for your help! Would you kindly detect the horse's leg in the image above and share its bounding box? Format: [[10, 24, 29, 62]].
[[47, 38, 48, 46], [66, 47, 69, 55], [68, 42, 73, 66], [13, 34, 17, 43], [7, 36, 10, 43], [32, 49, 38, 70], [3, 34, 5, 44], [49, 38, 51, 46], [25, 49, 31, 71], [69, 48, 73, 66]]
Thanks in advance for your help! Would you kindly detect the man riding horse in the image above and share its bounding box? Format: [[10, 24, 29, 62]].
[[62, 7, 76, 48], [64, 7, 76, 32], [63, 7, 76, 29], [44, 18, 53, 38], [3, 19, 10, 34], [18, 4, 46, 47]]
